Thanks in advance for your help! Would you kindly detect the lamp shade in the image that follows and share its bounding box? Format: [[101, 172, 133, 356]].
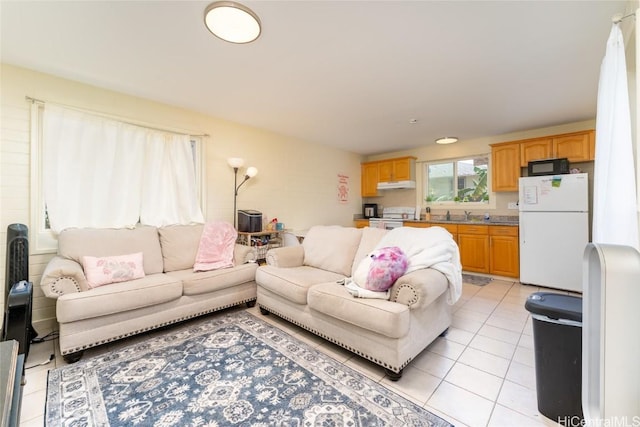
[[204, 1, 261, 44], [227, 157, 245, 168], [246, 166, 258, 178]]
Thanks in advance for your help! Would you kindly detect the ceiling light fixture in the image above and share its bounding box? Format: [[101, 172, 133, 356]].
[[204, 1, 261, 44], [435, 137, 459, 145]]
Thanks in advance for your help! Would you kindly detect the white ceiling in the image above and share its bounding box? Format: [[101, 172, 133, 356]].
[[0, 1, 629, 155]]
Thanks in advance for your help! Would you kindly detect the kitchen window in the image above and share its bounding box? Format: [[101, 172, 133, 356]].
[[424, 155, 490, 205]]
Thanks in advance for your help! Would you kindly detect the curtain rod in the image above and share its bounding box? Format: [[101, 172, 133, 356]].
[[25, 96, 210, 138], [613, 12, 635, 24]]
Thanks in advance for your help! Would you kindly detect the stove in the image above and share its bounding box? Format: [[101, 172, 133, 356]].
[[369, 207, 417, 229]]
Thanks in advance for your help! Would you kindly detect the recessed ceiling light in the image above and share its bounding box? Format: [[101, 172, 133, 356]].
[[409, 118, 418, 124], [435, 137, 458, 144], [204, 1, 261, 44]]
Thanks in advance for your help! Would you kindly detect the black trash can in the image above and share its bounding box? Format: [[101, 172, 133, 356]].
[[525, 292, 583, 425]]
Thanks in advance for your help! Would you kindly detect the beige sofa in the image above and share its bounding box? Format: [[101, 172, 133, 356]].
[[255, 225, 461, 380], [40, 224, 258, 362]]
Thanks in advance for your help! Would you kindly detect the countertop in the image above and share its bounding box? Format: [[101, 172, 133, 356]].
[[404, 218, 519, 226], [357, 216, 519, 226]]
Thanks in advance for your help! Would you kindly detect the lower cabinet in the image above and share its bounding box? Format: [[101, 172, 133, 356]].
[[404, 222, 520, 278], [458, 225, 490, 274], [489, 226, 520, 278], [354, 219, 369, 229]]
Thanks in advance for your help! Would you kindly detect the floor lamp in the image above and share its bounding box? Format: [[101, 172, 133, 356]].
[[228, 157, 258, 228]]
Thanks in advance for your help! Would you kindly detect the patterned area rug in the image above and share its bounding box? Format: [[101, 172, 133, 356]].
[[462, 273, 493, 286], [46, 311, 452, 426]]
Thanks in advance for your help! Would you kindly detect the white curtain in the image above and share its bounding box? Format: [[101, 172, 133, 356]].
[[140, 133, 204, 226], [592, 23, 639, 251], [43, 104, 203, 233]]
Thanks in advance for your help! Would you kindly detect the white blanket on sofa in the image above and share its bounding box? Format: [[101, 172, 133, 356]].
[[373, 226, 462, 304]]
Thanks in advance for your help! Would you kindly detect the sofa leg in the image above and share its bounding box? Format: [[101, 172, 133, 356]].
[[439, 328, 449, 337], [259, 307, 270, 315], [246, 300, 256, 308], [63, 351, 84, 364], [385, 368, 403, 381]]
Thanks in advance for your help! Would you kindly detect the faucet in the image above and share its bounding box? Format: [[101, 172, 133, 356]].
[[464, 211, 471, 221]]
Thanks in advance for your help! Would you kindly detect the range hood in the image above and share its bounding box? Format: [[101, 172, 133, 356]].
[[377, 180, 416, 190]]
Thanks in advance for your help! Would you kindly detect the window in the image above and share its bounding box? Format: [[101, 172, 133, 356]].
[[424, 155, 489, 205], [30, 102, 205, 252]]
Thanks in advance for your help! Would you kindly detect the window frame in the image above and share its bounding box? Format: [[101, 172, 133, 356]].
[[423, 154, 493, 209]]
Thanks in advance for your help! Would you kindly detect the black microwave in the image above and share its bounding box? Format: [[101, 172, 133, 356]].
[[527, 158, 570, 176]]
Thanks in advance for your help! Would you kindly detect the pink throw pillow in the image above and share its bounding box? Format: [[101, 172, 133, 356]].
[[193, 221, 238, 272], [82, 252, 145, 289]]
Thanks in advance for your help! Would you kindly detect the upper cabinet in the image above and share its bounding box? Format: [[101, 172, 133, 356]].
[[491, 142, 521, 192], [361, 156, 416, 197], [361, 162, 380, 197], [492, 129, 595, 192], [378, 157, 416, 182], [553, 131, 595, 162], [520, 138, 553, 166]]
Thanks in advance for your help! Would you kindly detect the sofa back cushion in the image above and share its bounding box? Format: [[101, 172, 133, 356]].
[[158, 224, 204, 272], [302, 226, 362, 276], [350, 227, 388, 277], [58, 226, 164, 275]]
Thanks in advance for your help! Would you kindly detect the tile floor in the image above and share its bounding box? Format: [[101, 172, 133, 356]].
[[19, 279, 571, 427]]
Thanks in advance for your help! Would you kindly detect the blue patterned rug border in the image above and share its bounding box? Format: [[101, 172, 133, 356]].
[[46, 310, 453, 427]]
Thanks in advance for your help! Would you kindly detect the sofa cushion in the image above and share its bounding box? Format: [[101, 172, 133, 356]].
[[56, 273, 182, 323], [158, 224, 204, 272], [256, 265, 345, 305], [166, 263, 258, 296], [351, 227, 388, 277], [58, 226, 164, 275], [308, 282, 410, 339], [302, 226, 363, 276]]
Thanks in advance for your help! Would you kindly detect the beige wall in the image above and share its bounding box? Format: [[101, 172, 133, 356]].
[[364, 120, 597, 218], [0, 64, 363, 326]]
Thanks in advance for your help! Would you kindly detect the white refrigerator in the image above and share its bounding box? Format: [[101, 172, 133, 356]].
[[519, 173, 589, 292]]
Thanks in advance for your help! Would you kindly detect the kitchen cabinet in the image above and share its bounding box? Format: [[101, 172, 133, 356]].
[[520, 138, 553, 166], [553, 131, 595, 162], [489, 226, 519, 278], [404, 222, 519, 277], [493, 129, 595, 191], [458, 224, 490, 273], [378, 156, 416, 182], [361, 162, 379, 197], [403, 222, 458, 242], [491, 142, 520, 192], [354, 219, 369, 229]]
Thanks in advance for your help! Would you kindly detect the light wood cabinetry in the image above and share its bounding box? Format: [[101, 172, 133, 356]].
[[493, 129, 595, 192], [403, 222, 519, 277], [553, 131, 594, 162], [378, 156, 416, 182], [458, 224, 490, 273], [354, 219, 369, 229], [361, 156, 416, 197], [361, 162, 379, 197], [491, 143, 520, 192], [520, 138, 553, 166], [489, 226, 519, 278]]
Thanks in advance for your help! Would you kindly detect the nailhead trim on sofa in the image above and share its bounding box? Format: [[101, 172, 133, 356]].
[[61, 297, 257, 355], [257, 302, 409, 373]]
